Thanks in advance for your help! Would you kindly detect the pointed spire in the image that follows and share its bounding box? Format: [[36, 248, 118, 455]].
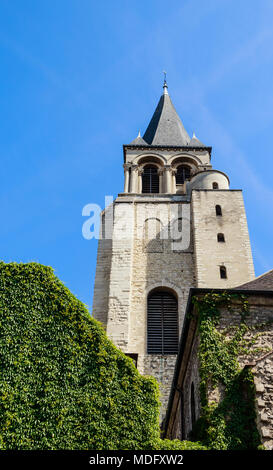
[[143, 78, 190, 146], [189, 131, 206, 147], [129, 130, 147, 146]]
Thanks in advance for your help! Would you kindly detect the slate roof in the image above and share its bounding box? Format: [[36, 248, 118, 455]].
[[129, 133, 148, 145], [142, 84, 191, 146], [189, 133, 206, 147], [234, 270, 273, 291]]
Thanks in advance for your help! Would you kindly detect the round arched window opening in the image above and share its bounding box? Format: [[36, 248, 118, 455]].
[[217, 233, 225, 243], [176, 165, 191, 185]]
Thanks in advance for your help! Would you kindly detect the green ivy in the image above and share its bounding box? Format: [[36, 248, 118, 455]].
[[0, 261, 203, 451], [151, 438, 207, 450], [191, 292, 261, 450], [0, 261, 161, 450]]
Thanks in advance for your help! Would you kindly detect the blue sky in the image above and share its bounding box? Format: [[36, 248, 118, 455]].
[[1, 0, 273, 311]]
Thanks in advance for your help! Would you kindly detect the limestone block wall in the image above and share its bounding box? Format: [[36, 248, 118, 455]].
[[169, 334, 201, 440], [168, 295, 273, 448], [217, 298, 273, 450], [128, 198, 196, 419], [92, 209, 113, 326], [93, 202, 135, 349], [181, 334, 201, 439], [192, 189, 255, 288], [93, 194, 196, 419]]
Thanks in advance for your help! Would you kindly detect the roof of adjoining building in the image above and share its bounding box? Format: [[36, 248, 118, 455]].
[[234, 270, 273, 291]]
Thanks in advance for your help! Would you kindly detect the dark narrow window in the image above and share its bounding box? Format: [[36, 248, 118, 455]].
[[220, 266, 227, 279], [190, 383, 196, 429], [212, 182, 219, 189], [176, 165, 191, 185], [147, 290, 178, 354], [142, 165, 159, 193], [216, 205, 222, 216], [125, 353, 138, 367], [217, 233, 225, 242]]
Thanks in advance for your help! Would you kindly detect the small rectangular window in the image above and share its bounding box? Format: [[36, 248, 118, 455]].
[[217, 233, 225, 242], [216, 205, 222, 216], [220, 266, 227, 279]]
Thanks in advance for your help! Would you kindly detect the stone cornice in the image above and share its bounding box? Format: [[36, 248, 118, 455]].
[[123, 144, 212, 162]]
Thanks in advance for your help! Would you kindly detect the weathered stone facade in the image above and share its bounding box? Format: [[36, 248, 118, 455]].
[[192, 189, 255, 288], [165, 290, 273, 449], [92, 83, 255, 421]]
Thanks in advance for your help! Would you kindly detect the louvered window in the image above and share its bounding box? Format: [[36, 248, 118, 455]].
[[142, 165, 159, 193], [176, 165, 191, 185], [147, 291, 178, 354]]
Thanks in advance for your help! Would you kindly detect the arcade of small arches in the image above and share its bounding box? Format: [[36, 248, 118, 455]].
[[123, 156, 227, 194], [123, 156, 200, 194]]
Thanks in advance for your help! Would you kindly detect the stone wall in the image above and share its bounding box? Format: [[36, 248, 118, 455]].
[[93, 194, 196, 420], [217, 297, 273, 449], [128, 196, 196, 420], [166, 294, 273, 449], [181, 334, 201, 439], [143, 355, 177, 422], [93, 187, 256, 424], [168, 333, 200, 440], [192, 189, 255, 288]]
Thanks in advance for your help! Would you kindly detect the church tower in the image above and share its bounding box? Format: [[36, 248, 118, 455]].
[[92, 80, 255, 416]]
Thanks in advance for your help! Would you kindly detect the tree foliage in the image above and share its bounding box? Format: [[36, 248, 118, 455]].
[[0, 262, 162, 449], [0, 261, 205, 450]]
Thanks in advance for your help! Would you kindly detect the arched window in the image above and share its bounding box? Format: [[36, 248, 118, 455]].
[[170, 217, 183, 241], [142, 165, 159, 193], [147, 290, 178, 354], [190, 382, 196, 429], [217, 233, 225, 242], [176, 165, 191, 185], [144, 218, 164, 253], [212, 182, 219, 189], [216, 205, 222, 216], [220, 266, 227, 279]]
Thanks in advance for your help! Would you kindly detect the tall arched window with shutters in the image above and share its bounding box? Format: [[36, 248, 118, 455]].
[[147, 289, 178, 354], [176, 165, 191, 185], [142, 165, 159, 193]]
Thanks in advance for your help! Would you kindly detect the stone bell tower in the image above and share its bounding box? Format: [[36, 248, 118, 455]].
[[92, 79, 255, 417]]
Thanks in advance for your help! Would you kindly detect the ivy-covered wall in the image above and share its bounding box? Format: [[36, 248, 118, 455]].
[[0, 261, 205, 450], [184, 292, 273, 449]]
